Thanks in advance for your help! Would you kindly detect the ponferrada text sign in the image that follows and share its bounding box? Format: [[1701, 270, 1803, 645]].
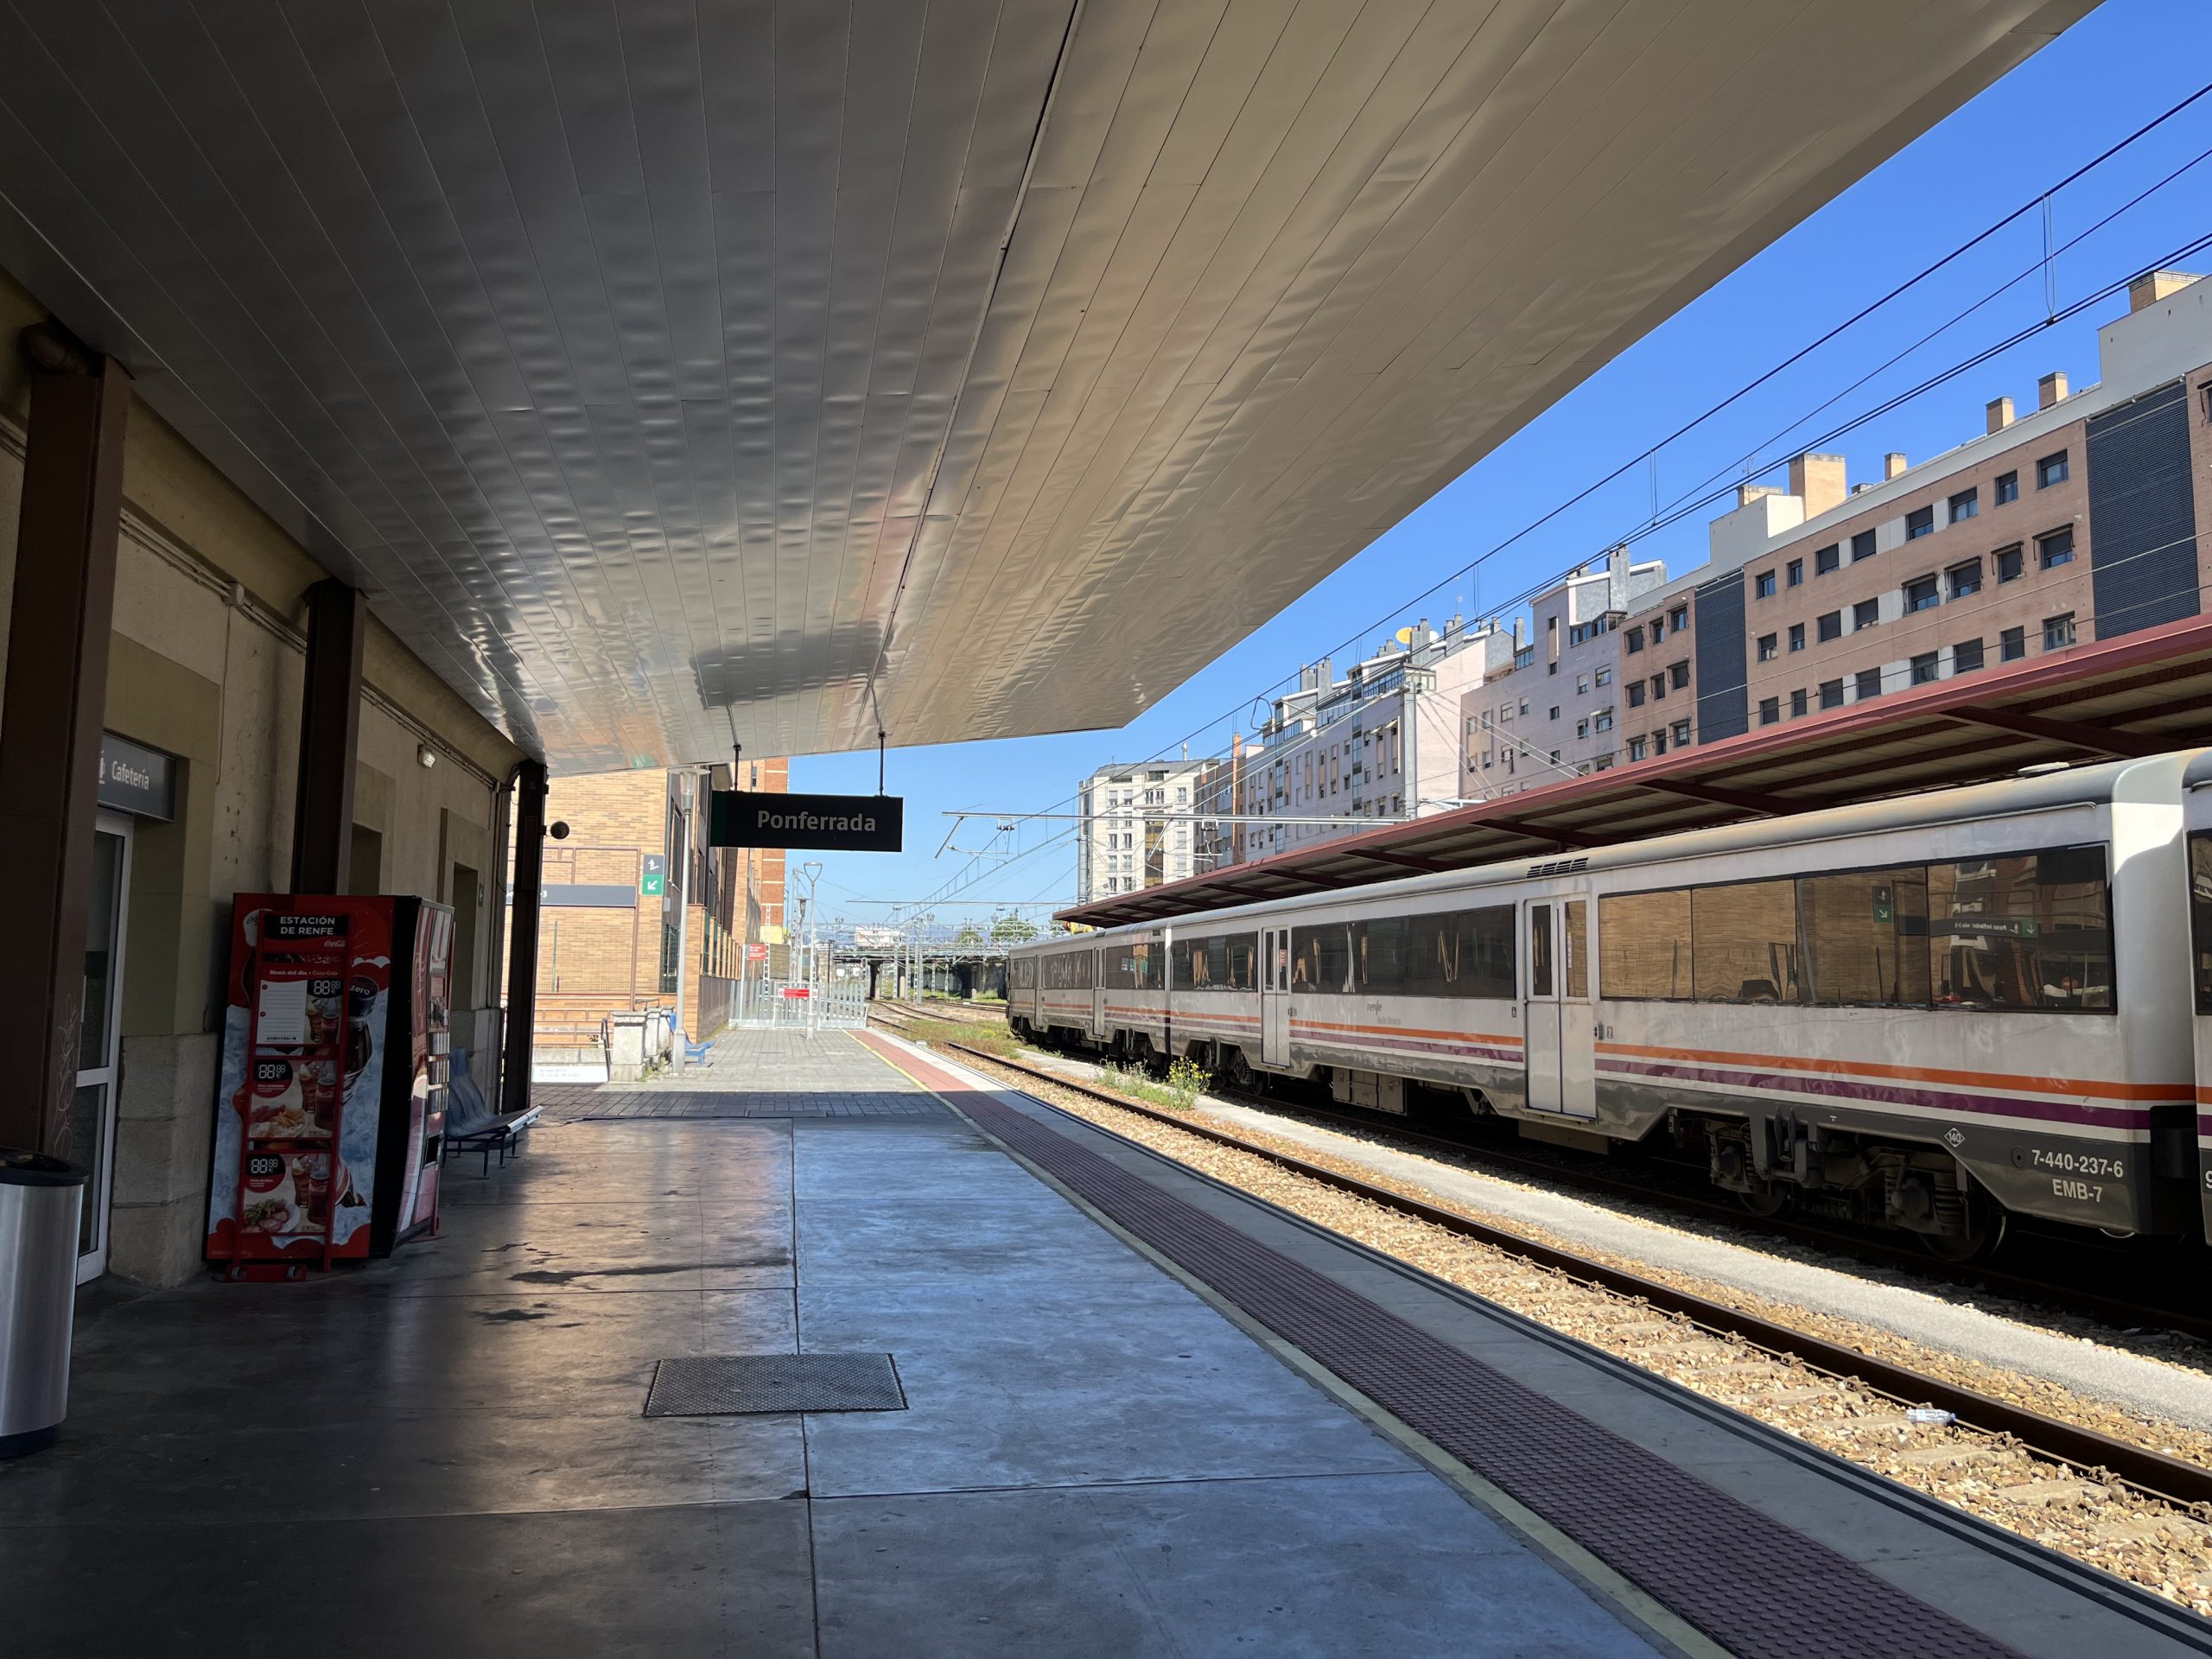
[[709, 791, 903, 853]]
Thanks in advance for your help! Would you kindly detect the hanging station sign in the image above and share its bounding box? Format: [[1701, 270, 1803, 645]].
[[639, 854, 666, 897], [709, 791, 903, 853]]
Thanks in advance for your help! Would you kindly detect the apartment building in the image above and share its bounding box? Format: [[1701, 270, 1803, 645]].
[[1465, 549, 1666, 793], [1613, 270, 2212, 761], [1077, 756, 1217, 900], [1240, 618, 1511, 857]]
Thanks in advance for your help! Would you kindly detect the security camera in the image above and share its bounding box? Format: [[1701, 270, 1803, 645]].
[[548, 821, 571, 840]]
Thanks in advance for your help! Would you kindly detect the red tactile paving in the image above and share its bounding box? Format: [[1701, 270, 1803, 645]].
[[858, 1033, 2029, 1659]]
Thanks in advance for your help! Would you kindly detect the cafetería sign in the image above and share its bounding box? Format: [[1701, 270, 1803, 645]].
[[709, 791, 903, 853]]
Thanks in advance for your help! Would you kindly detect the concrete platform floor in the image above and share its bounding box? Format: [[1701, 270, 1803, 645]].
[[0, 1028, 1662, 1656]]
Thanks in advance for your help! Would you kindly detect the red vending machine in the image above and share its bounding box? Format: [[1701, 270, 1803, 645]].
[[205, 894, 454, 1275]]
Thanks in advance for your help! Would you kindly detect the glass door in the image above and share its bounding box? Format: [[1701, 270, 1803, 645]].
[[71, 811, 131, 1282]]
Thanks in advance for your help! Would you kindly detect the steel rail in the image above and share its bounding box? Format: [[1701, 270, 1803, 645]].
[[876, 1016, 2212, 1509]]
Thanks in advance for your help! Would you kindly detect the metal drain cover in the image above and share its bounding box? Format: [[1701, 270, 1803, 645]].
[[644, 1352, 906, 1417]]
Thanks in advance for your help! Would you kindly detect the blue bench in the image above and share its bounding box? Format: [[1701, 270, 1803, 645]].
[[441, 1049, 542, 1177]]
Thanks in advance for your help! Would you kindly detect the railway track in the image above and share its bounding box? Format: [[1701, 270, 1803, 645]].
[[867, 1003, 2212, 1518], [875, 1000, 2212, 1347]]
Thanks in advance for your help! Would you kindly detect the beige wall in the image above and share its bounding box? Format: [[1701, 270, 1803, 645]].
[[0, 268, 525, 1286]]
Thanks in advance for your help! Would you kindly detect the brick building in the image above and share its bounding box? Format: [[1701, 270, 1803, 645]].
[[1620, 269, 2212, 763], [520, 759, 788, 1060]]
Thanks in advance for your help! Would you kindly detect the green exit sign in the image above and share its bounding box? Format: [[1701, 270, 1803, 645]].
[[641, 854, 666, 897]]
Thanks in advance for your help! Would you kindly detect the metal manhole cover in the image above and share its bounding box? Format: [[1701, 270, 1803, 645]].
[[644, 1352, 906, 1416]]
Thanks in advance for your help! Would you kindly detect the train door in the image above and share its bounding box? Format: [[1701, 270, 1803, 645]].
[[1090, 946, 1104, 1039], [1522, 895, 1596, 1117], [1262, 925, 1290, 1068]]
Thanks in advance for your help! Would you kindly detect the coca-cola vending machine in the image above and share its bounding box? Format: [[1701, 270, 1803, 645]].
[[206, 894, 454, 1276]]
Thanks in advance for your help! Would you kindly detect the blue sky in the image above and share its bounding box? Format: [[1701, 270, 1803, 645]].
[[795, 0, 2212, 937]]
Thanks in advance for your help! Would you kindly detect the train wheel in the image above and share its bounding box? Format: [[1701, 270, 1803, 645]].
[[1734, 1186, 1788, 1218], [1920, 1204, 2005, 1263]]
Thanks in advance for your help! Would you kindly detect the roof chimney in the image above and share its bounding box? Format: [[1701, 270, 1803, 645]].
[[2129, 270, 2201, 312], [1985, 396, 2014, 435], [1787, 452, 1847, 518], [1884, 452, 1907, 481], [2037, 371, 2068, 410]]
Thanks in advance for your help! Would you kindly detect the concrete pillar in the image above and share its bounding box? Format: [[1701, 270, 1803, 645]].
[[289, 579, 365, 894], [500, 760, 548, 1116], [0, 327, 129, 1155]]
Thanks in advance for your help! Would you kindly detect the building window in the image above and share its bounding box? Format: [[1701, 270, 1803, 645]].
[[1994, 543, 2024, 583], [1953, 637, 1984, 673], [1576, 718, 1590, 738], [1519, 698, 1529, 716], [1548, 705, 1560, 721], [1594, 710, 1614, 733], [1786, 558, 1803, 587], [1910, 652, 1940, 684], [2044, 612, 2076, 650], [1669, 605, 1689, 632], [1650, 674, 1666, 701], [1789, 688, 1808, 717], [1905, 505, 1934, 539], [1755, 569, 1777, 598], [1852, 529, 1878, 562], [1758, 633, 1778, 662], [1577, 674, 1589, 694], [1628, 682, 1646, 708], [1671, 720, 1691, 746], [2000, 626, 2026, 661], [1628, 736, 1648, 761], [2038, 526, 2075, 569], [1758, 697, 1780, 725], [1853, 599, 1879, 631], [1626, 626, 1644, 653], [1549, 750, 1562, 765], [2037, 451, 2069, 488], [1947, 560, 1981, 600], [1652, 729, 1669, 756], [1855, 668, 1881, 700], [1595, 666, 1611, 687], [1948, 488, 1978, 524], [1817, 610, 1842, 642], [1668, 660, 1690, 690], [1815, 543, 1840, 575], [1995, 469, 2018, 505], [1904, 575, 1939, 613], [1819, 678, 1845, 709]]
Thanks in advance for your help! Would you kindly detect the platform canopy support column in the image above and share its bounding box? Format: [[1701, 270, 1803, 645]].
[[289, 579, 365, 895], [0, 325, 129, 1155], [501, 760, 548, 1117]]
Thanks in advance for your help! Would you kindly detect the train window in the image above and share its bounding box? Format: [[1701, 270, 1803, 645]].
[[1926, 848, 2111, 1012], [1691, 881, 1804, 1004], [1227, 935, 1257, 990], [1599, 889, 1692, 999], [2190, 836, 2212, 1014], [1401, 906, 1516, 999], [1564, 900, 1588, 998], [1528, 906, 1554, 997], [1101, 942, 1158, 990], [1799, 867, 1928, 1007], [1355, 915, 1411, 993], [1292, 923, 1353, 993], [1008, 957, 1035, 988]]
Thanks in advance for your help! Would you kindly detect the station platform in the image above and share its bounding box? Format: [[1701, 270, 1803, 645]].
[[3, 1027, 2206, 1656]]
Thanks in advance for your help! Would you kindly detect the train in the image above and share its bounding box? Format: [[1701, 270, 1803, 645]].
[[1007, 748, 2212, 1260]]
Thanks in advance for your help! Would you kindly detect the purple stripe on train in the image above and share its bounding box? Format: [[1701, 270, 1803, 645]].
[[1597, 1057, 2164, 1130]]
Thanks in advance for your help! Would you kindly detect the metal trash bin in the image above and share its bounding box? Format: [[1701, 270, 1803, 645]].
[[0, 1149, 85, 1458]]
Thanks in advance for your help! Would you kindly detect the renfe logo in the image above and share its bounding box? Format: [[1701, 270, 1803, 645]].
[[709, 790, 905, 853]]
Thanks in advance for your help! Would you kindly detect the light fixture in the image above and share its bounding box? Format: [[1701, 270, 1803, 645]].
[[416, 744, 437, 769]]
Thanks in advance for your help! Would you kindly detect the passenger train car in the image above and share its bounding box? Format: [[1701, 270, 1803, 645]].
[[1011, 752, 2212, 1257]]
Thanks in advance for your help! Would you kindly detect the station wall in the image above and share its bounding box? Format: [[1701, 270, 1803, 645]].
[[0, 268, 526, 1287]]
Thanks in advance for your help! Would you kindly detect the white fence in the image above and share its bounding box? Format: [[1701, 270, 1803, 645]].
[[727, 974, 868, 1031]]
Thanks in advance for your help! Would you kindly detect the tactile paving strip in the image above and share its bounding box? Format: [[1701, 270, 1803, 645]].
[[644, 1353, 906, 1417], [875, 1046, 2031, 1659]]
